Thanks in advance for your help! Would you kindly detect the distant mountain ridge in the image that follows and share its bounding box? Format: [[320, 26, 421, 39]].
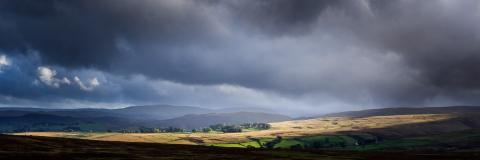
[[0, 105, 279, 120], [114, 105, 213, 120], [321, 106, 480, 118], [0, 105, 291, 132], [0, 113, 136, 132], [6, 105, 479, 132]]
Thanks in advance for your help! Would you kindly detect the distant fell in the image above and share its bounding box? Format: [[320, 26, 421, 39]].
[[114, 105, 213, 120], [322, 106, 480, 118]]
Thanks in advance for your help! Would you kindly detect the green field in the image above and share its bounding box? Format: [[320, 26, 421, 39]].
[[211, 131, 480, 151], [212, 135, 362, 149], [213, 138, 274, 148]]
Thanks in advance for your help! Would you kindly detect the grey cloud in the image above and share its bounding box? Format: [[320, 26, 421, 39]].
[[1, 0, 480, 112], [367, 0, 480, 89], [0, 54, 316, 116], [214, 0, 341, 36]]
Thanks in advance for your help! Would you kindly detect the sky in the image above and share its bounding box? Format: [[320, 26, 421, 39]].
[[0, 0, 480, 116]]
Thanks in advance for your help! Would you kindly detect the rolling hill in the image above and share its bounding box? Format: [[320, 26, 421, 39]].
[[0, 105, 213, 120], [0, 105, 281, 120], [0, 113, 139, 132], [17, 106, 480, 151], [321, 106, 480, 118], [113, 105, 214, 120], [0, 105, 291, 132]]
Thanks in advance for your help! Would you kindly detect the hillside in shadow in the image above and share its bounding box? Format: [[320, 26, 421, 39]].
[[0, 134, 477, 160]]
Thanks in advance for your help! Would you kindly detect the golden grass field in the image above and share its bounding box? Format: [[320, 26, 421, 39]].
[[15, 114, 457, 145]]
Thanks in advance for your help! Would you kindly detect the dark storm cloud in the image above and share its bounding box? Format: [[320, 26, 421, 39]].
[[214, 0, 341, 36], [0, 0, 217, 68], [218, 0, 480, 106], [366, 0, 480, 89], [354, 0, 480, 105], [1, 0, 480, 111], [0, 0, 264, 86]]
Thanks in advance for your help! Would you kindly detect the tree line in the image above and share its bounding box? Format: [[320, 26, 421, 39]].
[[112, 122, 271, 133]]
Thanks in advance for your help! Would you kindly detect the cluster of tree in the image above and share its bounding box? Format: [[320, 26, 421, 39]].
[[109, 122, 272, 134], [264, 136, 283, 149], [309, 138, 346, 149], [208, 124, 242, 133], [288, 135, 383, 149], [290, 138, 350, 149], [247, 136, 283, 149], [116, 126, 186, 133], [349, 135, 380, 146], [239, 122, 271, 130], [203, 123, 271, 133]]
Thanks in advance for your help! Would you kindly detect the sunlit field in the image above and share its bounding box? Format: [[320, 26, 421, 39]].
[[16, 114, 456, 146]]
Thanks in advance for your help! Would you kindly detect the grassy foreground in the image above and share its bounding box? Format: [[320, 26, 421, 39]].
[[0, 134, 477, 160]]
